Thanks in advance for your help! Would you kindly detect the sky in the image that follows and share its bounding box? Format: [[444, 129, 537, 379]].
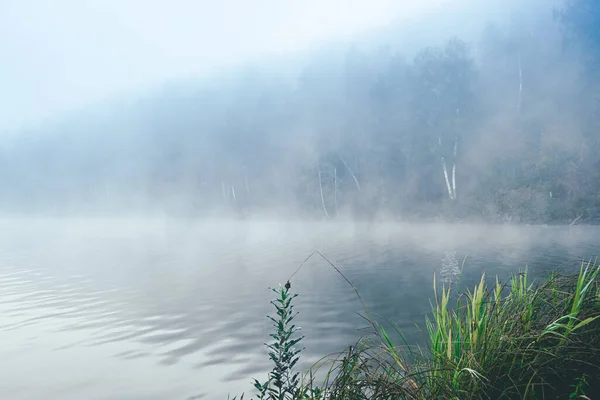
[[0, 0, 448, 132]]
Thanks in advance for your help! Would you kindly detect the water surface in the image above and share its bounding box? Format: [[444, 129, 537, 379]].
[[0, 218, 597, 399]]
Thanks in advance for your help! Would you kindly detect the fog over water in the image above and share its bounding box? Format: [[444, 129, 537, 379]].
[[0, 218, 598, 399], [1, 0, 599, 398]]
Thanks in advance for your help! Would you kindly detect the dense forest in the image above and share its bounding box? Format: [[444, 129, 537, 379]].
[[1, 0, 599, 223]]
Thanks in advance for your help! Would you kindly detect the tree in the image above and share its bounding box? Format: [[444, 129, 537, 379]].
[[409, 39, 475, 202]]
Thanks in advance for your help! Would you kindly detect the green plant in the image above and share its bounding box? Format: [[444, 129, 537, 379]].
[[232, 258, 600, 400], [569, 373, 590, 399], [236, 282, 308, 400], [421, 260, 600, 399]]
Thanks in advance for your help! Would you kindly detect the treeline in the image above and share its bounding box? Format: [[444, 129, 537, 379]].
[[1, 0, 599, 223]]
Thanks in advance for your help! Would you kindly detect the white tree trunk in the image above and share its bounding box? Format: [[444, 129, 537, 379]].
[[517, 53, 523, 116], [337, 153, 361, 191], [244, 172, 250, 195], [442, 157, 454, 200], [221, 181, 227, 201], [570, 215, 582, 226], [451, 163, 457, 198], [333, 167, 337, 215], [318, 168, 330, 219], [451, 137, 458, 198]]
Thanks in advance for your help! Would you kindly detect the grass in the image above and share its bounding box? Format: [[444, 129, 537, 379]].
[[232, 259, 600, 399]]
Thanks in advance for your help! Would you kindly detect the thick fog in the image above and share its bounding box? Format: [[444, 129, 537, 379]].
[[0, 0, 445, 131], [1, 0, 598, 224]]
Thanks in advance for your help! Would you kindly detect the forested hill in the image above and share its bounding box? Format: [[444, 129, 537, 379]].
[[1, 0, 599, 224]]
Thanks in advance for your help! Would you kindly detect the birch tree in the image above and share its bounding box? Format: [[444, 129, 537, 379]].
[[411, 39, 474, 202]]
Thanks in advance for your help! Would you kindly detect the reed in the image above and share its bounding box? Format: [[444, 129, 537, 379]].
[[233, 260, 600, 399]]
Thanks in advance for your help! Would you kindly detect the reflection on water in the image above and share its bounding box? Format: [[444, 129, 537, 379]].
[[441, 250, 460, 283], [0, 219, 597, 399]]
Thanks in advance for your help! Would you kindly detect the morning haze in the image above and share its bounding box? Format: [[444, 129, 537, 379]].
[[0, 0, 590, 224], [0, 0, 598, 399]]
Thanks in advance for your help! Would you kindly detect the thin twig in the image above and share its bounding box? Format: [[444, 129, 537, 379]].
[[287, 250, 371, 321]]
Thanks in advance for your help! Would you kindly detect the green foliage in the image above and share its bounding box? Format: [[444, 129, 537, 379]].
[[423, 261, 600, 399], [236, 283, 311, 400], [569, 373, 590, 399], [234, 261, 600, 399]]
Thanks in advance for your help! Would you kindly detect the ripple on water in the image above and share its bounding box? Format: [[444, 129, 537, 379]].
[[0, 221, 598, 399]]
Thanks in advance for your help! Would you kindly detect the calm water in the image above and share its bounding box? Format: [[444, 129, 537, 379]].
[[0, 218, 598, 399]]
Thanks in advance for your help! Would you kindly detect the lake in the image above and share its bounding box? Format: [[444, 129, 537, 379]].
[[0, 218, 597, 399]]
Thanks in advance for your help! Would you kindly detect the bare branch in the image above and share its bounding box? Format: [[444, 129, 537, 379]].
[[318, 168, 330, 219], [337, 153, 361, 191]]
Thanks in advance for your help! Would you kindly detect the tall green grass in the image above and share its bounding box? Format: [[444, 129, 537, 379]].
[[422, 261, 600, 399], [234, 260, 600, 399]]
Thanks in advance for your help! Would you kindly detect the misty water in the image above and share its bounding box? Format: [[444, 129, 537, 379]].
[[0, 218, 597, 400]]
